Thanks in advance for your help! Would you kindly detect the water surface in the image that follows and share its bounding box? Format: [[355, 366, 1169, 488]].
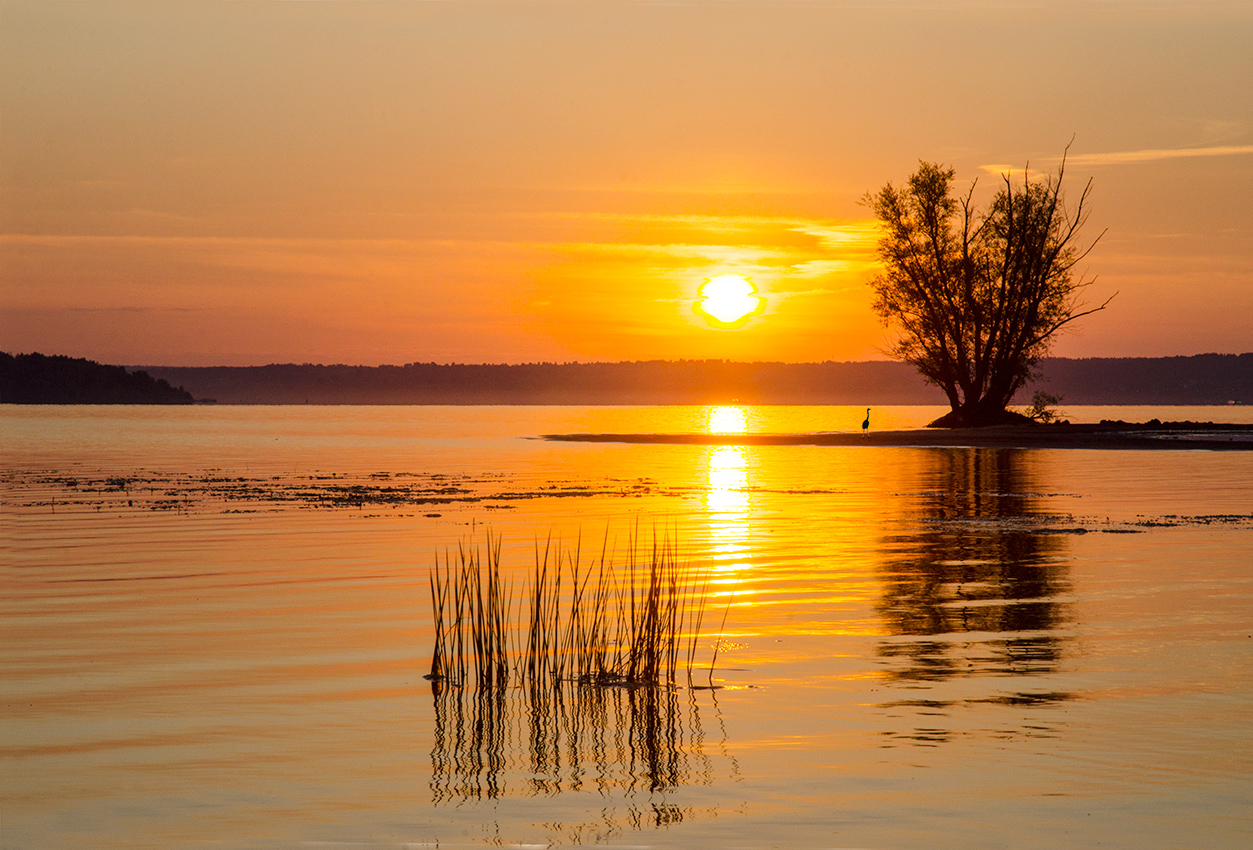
[[3, 405, 1251, 848]]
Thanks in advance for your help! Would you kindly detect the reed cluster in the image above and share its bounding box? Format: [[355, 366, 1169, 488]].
[[428, 528, 721, 689]]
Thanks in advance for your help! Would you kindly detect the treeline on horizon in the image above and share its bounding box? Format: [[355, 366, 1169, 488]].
[[0, 352, 194, 404], [4, 352, 1249, 406], [135, 354, 1251, 406]]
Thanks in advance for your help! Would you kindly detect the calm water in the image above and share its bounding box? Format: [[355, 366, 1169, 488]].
[[3, 405, 1252, 849]]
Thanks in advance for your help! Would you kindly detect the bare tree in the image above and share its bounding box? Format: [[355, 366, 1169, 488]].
[[865, 154, 1110, 427]]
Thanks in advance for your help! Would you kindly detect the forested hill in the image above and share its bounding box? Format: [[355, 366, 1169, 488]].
[[144, 360, 939, 405], [4, 352, 1247, 406], [1, 352, 195, 404], [1027, 355, 1252, 406], [137, 354, 1253, 406]]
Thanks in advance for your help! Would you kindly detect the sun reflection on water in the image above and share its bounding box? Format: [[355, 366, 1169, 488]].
[[704, 406, 755, 580], [705, 444, 751, 575], [706, 405, 748, 434]]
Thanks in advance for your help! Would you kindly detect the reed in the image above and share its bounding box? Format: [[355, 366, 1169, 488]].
[[427, 526, 723, 690]]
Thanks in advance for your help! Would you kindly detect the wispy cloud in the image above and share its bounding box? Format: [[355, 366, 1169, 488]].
[[1066, 145, 1253, 166], [982, 144, 1253, 174]]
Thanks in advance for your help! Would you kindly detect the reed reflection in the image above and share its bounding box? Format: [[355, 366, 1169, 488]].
[[877, 449, 1072, 685], [426, 530, 738, 828], [429, 681, 723, 805]]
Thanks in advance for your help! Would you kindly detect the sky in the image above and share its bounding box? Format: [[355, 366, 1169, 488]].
[[2, 0, 1252, 366]]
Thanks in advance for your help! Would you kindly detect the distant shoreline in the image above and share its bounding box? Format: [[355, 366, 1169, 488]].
[[543, 422, 1253, 451], [5, 352, 1252, 407], [136, 355, 1251, 406]]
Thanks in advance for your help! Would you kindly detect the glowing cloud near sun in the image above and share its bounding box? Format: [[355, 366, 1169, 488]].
[[694, 274, 766, 328]]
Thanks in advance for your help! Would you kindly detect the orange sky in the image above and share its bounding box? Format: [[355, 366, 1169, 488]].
[[3, 1, 1252, 366]]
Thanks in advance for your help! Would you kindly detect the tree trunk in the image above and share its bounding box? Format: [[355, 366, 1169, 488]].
[[928, 394, 1035, 428]]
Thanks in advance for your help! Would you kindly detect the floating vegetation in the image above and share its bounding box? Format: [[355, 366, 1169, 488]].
[[7, 468, 1251, 534], [427, 528, 724, 691], [1, 468, 695, 515]]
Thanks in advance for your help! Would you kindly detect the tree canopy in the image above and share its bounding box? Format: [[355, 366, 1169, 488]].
[[0, 352, 195, 404], [865, 156, 1109, 427]]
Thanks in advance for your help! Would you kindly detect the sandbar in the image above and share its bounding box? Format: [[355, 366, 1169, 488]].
[[543, 422, 1253, 451]]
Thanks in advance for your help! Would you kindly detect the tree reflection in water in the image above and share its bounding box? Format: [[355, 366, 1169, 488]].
[[877, 449, 1073, 689], [430, 678, 732, 830]]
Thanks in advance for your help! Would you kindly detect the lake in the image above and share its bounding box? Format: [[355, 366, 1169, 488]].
[[3, 405, 1252, 849]]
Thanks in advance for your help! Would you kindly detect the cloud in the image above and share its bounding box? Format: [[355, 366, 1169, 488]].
[[981, 144, 1253, 174], [1066, 145, 1253, 166], [788, 259, 853, 279]]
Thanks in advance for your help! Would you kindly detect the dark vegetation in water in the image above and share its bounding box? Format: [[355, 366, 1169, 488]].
[[427, 531, 724, 690], [1, 352, 194, 404], [5, 468, 849, 515], [7, 467, 1251, 535], [424, 531, 741, 837], [134, 353, 1253, 405]]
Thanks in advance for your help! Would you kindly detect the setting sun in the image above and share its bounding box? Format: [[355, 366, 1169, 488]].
[[694, 275, 766, 328]]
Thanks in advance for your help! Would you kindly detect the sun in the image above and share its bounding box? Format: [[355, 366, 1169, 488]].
[[694, 274, 766, 328]]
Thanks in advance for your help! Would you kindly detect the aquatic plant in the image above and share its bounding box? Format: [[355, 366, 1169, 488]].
[[427, 527, 724, 690]]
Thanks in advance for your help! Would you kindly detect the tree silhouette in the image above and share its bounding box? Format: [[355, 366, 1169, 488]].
[[864, 154, 1109, 427]]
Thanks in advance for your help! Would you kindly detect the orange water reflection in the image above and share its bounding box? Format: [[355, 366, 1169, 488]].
[[7, 408, 1253, 849]]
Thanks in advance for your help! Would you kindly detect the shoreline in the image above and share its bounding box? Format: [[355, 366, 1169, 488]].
[[543, 422, 1253, 451]]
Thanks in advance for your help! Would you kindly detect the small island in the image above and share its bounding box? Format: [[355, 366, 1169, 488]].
[[544, 421, 1253, 451]]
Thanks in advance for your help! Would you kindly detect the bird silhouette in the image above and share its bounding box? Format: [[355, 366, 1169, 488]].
[[862, 407, 871, 436]]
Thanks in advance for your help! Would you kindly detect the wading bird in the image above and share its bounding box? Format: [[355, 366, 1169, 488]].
[[862, 408, 871, 436]]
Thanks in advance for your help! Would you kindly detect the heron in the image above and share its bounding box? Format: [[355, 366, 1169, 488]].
[[862, 407, 871, 436]]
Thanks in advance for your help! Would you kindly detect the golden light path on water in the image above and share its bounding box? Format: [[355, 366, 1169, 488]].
[[705, 406, 753, 600], [706, 445, 751, 572]]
